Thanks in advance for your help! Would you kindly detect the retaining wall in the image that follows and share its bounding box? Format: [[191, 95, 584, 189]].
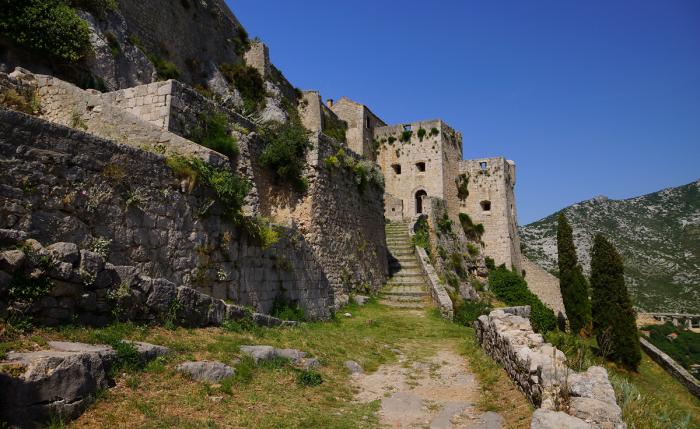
[[640, 337, 700, 399]]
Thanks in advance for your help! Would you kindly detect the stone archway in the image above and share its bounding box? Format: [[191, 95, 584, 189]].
[[415, 190, 428, 214]]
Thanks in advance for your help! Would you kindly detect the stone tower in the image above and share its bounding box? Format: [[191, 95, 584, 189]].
[[329, 97, 386, 160], [458, 157, 523, 273], [374, 119, 463, 222]]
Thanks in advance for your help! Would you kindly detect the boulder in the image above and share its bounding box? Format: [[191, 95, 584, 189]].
[[567, 366, 617, 405], [530, 409, 592, 429], [239, 345, 276, 363], [0, 344, 116, 426], [0, 270, 11, 292], [275, 348, 306, 364], [0, 249, 25, 273], [302, 358, 321, 370], [122, 341, 170, 363], [0, 229, 28, 246], [46, 242, 80, 266], [568, 397, 623, 426], [345, 360, 363, 375], [176, 361, 235, 383], [79, 250, 105, 277], [352, 295, 370, 305]]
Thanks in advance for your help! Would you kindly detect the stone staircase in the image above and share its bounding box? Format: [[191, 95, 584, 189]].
[[380, 222, 428, 309]]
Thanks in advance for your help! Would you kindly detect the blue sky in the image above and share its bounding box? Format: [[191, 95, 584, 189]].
[[227, 0, 700, 224]]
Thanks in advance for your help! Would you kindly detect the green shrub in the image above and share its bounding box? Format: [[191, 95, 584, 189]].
[[466, 243, 480, 257], [192, 113, 239, 158], [430, 127, 439, 136], [488, 267, 556, 333], [259, 118, 311, 191], [436, 213, 454, 237], [412, 216, 430, 254], [484, 257, 495, 270], [417, 128, 426, 141], [70, 0, 118, 17], [459, 213, 485, 241], [148, 55, 180, 81], [323, 111, 347, 143], [297, 370, 323, 387], [0, 89, 39, 115], [166, 155, 251, 216], [387, 136, 397, 145], [270, 295, 305, 321], [219, 63, 265, 112], [105, 31, 120, 57], [400, 130, 413, 143], [453, 299, 491, 327], [643, 323, 700, 374], [545, 330, 597, 371], [0, 0, 92, 62], [456, 174, 469, 201], [232, 25, 250, 56]]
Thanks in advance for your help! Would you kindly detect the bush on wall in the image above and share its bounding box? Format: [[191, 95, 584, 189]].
[[259, 118, 311, 191], [0, 0, 93, 63]]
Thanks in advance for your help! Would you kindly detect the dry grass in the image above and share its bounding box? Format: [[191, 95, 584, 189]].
[[2, 302, 532, 428]]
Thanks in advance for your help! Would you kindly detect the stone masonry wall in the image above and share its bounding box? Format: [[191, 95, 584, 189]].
[[33, 74, 228, 168], [0, 235, 293, 329], [459, 157, 522, 273], [476, 309, 626, 428], [522, 256, 566, 316], [330, 97, 386, 160], [250, 133, 389, 305], [0, 109, 334, 319]]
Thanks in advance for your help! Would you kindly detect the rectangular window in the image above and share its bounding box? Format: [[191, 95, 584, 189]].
[[392, 164, 401, 175], [403, 124, 412, 132], [416, 162, 426, 172]]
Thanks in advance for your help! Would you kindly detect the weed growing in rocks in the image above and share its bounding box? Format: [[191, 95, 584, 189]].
[[259, 118, 311, 191], [192, 113, 239, 158]]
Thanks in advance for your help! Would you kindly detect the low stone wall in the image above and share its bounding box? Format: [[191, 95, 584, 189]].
[[0, 109, 334, 319], [640, 337, 700, 399], [476, 309, 626, 428], [415, 246, 453, 319], [0, 235, 293, 328], [34, 74, 228, 167]]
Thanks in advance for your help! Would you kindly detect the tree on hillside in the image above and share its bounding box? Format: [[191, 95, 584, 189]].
[[590, 233, 641, 371], [556, 213, 592, 335]]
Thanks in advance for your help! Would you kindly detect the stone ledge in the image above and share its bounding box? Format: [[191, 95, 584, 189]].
[[415, 246, 453, 320], [640, 337, 700, 399]]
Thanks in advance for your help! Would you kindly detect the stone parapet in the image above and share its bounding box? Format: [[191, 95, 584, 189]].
[[639, 338, 700, 399], [415, 246, 453, 320]]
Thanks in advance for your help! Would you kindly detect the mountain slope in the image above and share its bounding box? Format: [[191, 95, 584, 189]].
[[520, 180, 700, 313]]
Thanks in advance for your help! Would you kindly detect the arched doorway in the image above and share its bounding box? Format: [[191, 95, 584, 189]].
[[415, 190, 427, 214]]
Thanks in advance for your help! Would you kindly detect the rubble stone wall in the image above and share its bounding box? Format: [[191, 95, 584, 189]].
[[476, 309, 626, 428], [0, 109, 334, 318]]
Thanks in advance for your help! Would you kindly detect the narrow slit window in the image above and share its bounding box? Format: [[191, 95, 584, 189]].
[[416, 162, 426, 172]]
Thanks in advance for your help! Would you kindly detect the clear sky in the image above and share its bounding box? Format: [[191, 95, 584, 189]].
[[227, 0, 700, 225]]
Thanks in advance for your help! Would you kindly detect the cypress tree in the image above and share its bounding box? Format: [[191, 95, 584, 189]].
[[590, 234, 641, 371], [556, 213, 592, 335]]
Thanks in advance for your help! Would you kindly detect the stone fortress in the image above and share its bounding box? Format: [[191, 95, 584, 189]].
[[0, 0, 565, 319]]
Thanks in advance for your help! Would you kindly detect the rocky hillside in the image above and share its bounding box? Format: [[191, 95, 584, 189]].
[[520, 180, 700, 313]]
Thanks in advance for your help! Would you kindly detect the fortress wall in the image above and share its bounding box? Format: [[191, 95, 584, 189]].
[[459, 157, 522, 273], [0, 109, 334, 319], [438, 123, 464, 225], [299, 91, 323, 133], [34, 75, 227, 168], [250, 134, 389, 305], [115, 0, 245, 85], [375, 120, 447, 217], [330, 98, 386, 160]]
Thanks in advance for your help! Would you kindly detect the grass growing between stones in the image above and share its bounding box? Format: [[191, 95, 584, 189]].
[[1, 303, 531, 428]]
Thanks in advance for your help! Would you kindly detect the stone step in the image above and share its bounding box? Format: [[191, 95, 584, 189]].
[[387, 281, 427, 288], [379, 300, 425, 309], [381, 289, 427, 298], [390, 271, 423, 278], [380, 295, 425, 303]]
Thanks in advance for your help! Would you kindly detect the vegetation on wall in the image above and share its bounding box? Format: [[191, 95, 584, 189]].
[[488, 267, 557, 333], [322, 111, 347, 143], [0, 89, 40, 115], [259, 118, 311, 191], [458, 213, 484, 241], [412, 216, 431, 256], [324, 148, 384, 192], [430, 127, 439, 137], [400, 130, 413, 143], [192, 112, 239, 158], [166, 155, 251, 217], [232, 25, 250, 56], [590, 233, 641, 371], [417, 127, 427, 141], [556, 213, 592, 336], [148, 54, 181, 81], [0, 0, 92, 62], [456, 173, 469, 201], [219, 63, 266, 112], [71, 0, 118, 17]]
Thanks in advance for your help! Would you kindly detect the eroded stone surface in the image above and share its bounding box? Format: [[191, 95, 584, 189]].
[[176, 361, 235, 383]]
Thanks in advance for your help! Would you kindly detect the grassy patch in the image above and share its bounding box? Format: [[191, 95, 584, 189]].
[[191, 113, 239, 158], [5, 303, 533, 428]]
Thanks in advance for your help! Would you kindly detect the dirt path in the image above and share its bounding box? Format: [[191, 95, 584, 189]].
[[353, 347, 504, 429]]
